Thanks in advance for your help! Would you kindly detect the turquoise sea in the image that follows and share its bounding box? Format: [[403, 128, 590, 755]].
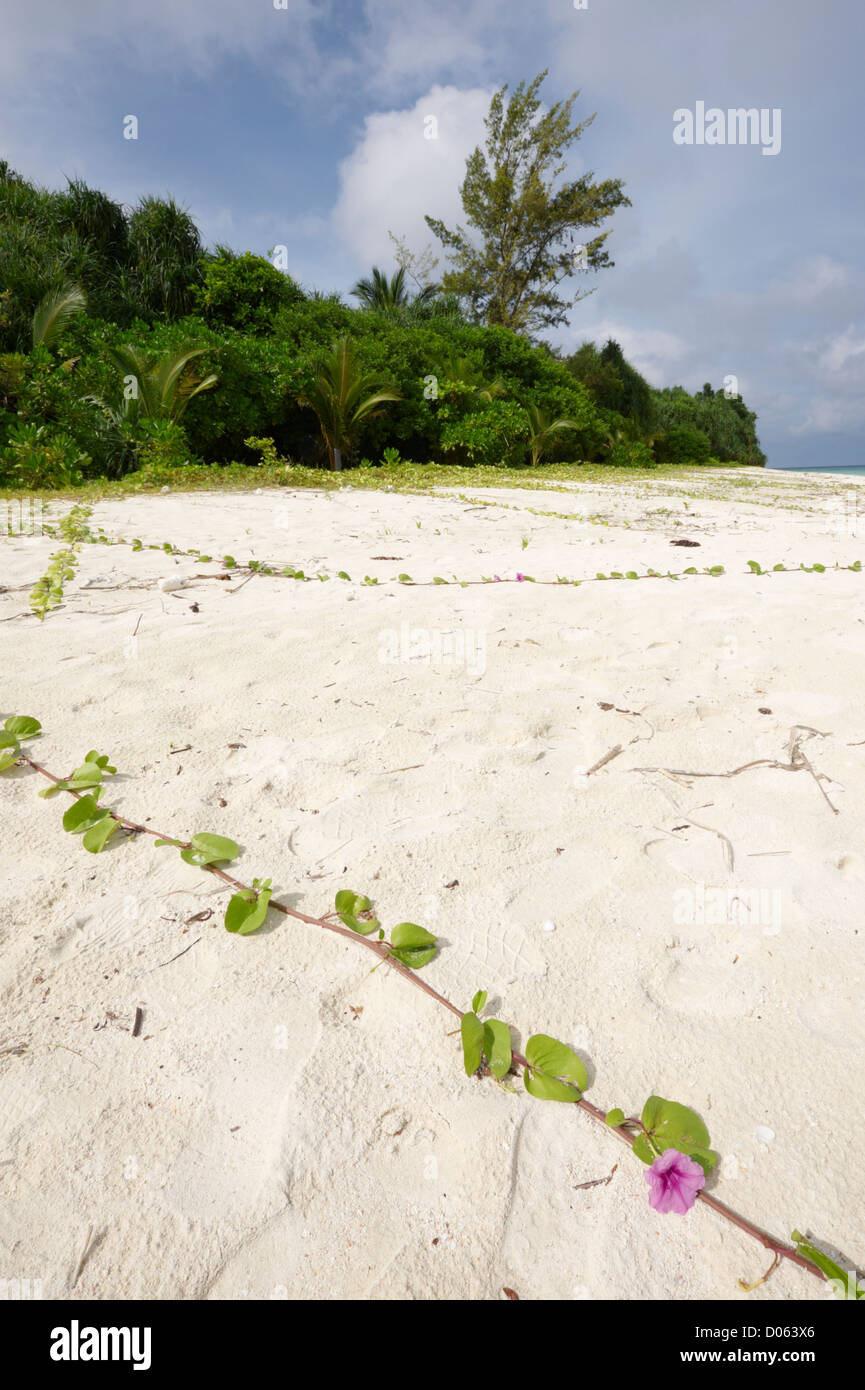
[[768, 465, 865, 477]]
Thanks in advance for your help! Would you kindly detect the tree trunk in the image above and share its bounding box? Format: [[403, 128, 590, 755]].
[[332, 446, 342, 471]]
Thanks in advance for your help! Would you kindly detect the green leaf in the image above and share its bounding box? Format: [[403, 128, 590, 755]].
[[398, 573, 413, 583], [0, 749, 20, 773], [747, 560, 763, 573], [606, 1107, 625, 1127], [471, 989, 487, 1014], [154, 837, 183, 848], [390, 922, 437, 950], [82, 814, 117, 854], [524, 1069, 581, 1103], [484, 1019, 512, 1079], [179, 832, 240, 867], [688, 1145, 718, 1174], [62, 794, 105, 834], [49, 764, 105, 793], [335, 889, 369, 913], [337, 571, 351, 580], [334, 888, 379, 935], [4, 716, 41, 739], [640, 1095, 713, 1162], [225, 880, 272, 935], [433, 576, 448, 584], [389, 921, 437, 968], [525, 1034, 587, 1091], [84, 750, 116, 774], [461, 1011, 485, 1076], [632, 1134, 655, 1165], [790, 1234, 863, 1298], [391, 943, 437, 968], [0, 733, 21, 752], [812, 562, 826, 573]]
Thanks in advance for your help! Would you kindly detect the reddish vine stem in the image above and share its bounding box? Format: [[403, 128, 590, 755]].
[[20, 754, 826, 1287]]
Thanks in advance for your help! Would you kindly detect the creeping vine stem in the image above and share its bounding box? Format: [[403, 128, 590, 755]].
[[13, 749, 841, 1290]]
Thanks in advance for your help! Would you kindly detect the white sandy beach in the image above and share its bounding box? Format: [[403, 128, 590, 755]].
[[1, 465, 864, 1301]]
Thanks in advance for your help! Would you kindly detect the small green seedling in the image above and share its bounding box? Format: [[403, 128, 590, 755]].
[[334, 889, 380, 936], [460, 990, 513, 1081], [225, 877, 273, 934]]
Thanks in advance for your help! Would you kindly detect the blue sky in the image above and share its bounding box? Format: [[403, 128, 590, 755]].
[[2, 0, 863, 468]]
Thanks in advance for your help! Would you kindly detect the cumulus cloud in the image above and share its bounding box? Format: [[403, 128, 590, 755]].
[[561, 319, 691, 387], [332, 84, 493, 271]]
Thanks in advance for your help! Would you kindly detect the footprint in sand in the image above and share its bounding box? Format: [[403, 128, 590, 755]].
[[437, 918, 547, 993], [499, 1108, 609, 1299], [642, 940, 768, 1019]]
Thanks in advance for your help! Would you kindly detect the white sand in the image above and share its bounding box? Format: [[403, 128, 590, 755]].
[[1, 466, 864, 1300]]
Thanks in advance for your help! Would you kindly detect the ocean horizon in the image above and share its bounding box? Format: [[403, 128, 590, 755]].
[[768, 464, 865, 476]]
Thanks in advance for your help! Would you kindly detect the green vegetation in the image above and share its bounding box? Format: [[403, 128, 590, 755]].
[[425, 70, 629, 334], [2, 712, 854, 1294], [0, 77, 765, 492]]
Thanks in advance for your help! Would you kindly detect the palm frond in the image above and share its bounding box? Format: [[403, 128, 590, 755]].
[[31, 282, 87, 350]]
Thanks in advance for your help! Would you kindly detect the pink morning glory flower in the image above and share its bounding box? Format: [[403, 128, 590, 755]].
[[516, 572, 525, 582], [645, 1148, 706, 1214]]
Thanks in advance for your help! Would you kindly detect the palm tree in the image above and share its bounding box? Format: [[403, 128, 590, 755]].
[[523, 402, 580, 466], [297, 337, 401, 470], [31, 283, 87, 350], [89, 344, 217, 424], [123, 196, 204, 321], [437, 354, 506, 405], [82, 344, 218, 478], [351, 265, 436, 316]]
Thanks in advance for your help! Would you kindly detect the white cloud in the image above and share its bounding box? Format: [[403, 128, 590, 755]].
[[817, 326, 865, 374], [332, 84, 493, 272], [791, 395, 865, 435], [0, 0, 321, 83], [561, 319, 690, 386]]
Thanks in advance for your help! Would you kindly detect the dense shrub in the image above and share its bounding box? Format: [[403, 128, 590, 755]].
[[653, 385, 764, 465], [193, 252, 303, 333], [604, 437, 656, 468], [0, 421, 90, 488], [654, 423, 711, 465], [438, 398, 530, 467], [0, 160, 765, 476]]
